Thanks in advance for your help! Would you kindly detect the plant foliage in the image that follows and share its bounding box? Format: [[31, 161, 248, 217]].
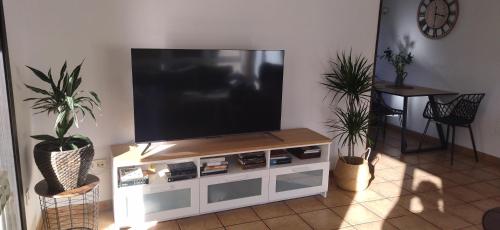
[[323, 51, 372, 159], [24, 61, 101, 151], [380, 47, 414, 83]]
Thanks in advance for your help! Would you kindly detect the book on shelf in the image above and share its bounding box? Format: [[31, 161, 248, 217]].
[[303, 146, 321, 154], [203, 165, 228, 171], [119, 166, 144, 181], [240, 162, 266, 169], [118, 166, 149, 187], [167, 162, 197, 173], [167, 173, 197, 182], [205, 161, 228, 167], [238, 152, 265, 159], [237, 158, 265, 165], [201, 157, 227, 164], [287, 146, 321, 159], [201, 169, 228, 176], [270, 158, 292, 165], [119, 178, 149, 187]]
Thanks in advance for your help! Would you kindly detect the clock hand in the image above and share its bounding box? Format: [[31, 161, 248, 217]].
[[433, 4, 438, 27]]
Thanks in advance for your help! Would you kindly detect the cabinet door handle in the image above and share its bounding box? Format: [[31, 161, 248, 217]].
[[291, 167, 310, 173], [224, 174, 250, 182]]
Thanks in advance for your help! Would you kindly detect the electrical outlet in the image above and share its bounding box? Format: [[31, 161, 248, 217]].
[[91, 159, 108, 173]]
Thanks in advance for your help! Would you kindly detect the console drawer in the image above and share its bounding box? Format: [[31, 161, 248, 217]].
[[200, 170, 269, 213], [114, 179, 199, 226], [269, 162, 329, 201]]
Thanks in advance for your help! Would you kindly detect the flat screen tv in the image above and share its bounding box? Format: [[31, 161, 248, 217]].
[[131, 49, 284, 142]]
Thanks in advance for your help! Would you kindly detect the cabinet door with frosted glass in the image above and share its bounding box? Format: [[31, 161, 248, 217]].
[[269, 162, 329, 201], [200, 170, 269, 213], [115, 180, 199, 226]]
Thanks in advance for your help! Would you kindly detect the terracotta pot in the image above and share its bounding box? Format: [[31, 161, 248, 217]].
[[334, 156, 371, 192], [34, 141, 94, 193]]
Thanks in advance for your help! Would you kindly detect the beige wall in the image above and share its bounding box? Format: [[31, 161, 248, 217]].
[[3, 0, 380, 228], [377, 0, 500, 158]]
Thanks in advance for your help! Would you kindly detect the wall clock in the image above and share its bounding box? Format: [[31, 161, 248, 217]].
[[417, 0, 459, 39]]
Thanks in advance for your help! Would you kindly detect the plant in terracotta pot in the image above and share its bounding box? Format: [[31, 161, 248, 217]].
[[24, 61, 101, 193], [323, 51, 373, 192], [380, 47, 414, 87]]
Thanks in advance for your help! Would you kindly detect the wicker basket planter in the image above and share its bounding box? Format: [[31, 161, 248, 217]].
[[334, 156, 371, 192], [34, 141, 94, 193]]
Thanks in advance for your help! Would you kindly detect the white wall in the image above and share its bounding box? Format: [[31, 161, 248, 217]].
[[376, 0, 500, 157], [4, 0, 380, 228]]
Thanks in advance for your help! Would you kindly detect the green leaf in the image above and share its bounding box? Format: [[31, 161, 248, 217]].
[[59, 61, 67, 83], [70, 61, 83, 80], [24, 97, 41, 101], [89, 91, 101, 104], [72, 77, 82, 94], [24, 84, 51, 96], [26, 66, 51, 83], [70, 134, 91, 144], [54, 110, 66, 129], [31, 135, 57, 141]]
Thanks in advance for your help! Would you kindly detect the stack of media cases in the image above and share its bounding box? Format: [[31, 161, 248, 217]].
[[200, 156, 228, 176], [270, 149, 292, 165], [287, 146, 321, 159], [160, 162, 197, 182], [237, 152, 266, 169], [118, 166, 149, 187]]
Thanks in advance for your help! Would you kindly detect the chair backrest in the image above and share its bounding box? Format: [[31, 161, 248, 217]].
[[449, 93, 485, 124]]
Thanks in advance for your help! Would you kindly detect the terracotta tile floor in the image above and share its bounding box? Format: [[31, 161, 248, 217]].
[[99, 129, 498, 229]]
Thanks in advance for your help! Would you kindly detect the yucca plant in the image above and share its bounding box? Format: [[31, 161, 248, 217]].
[[24, 61, 101, 151], [323, 51, 372, 164]]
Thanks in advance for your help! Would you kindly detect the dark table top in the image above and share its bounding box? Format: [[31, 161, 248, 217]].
[[374, 81, 458, 97]]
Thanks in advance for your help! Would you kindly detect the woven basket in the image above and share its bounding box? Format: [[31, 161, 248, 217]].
[[334, 156, 371, 192], [34, 141, 94, 193]]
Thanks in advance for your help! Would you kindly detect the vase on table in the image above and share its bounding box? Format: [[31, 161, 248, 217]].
[[394, 71, 407, 87]]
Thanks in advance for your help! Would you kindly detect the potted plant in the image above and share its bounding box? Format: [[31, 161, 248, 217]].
[[24, 61, 101, 193], [380, 47, 414, 88], [323, 51, 373, 192]]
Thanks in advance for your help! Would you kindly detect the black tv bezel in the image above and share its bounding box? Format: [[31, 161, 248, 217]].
[[131, 48, 285, 143]]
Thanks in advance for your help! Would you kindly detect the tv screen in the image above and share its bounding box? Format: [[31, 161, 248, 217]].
[[131, 49, 284, 142]]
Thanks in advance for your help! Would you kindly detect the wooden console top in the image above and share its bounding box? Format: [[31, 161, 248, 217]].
[[111, 128, 331, 164]]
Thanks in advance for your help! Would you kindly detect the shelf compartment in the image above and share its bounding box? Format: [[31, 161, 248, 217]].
[[270, 153, 327, 169], [200, 154, 267, 178]]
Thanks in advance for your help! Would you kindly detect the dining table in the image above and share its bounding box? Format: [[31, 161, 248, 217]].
[[374, 81, 458, 154]]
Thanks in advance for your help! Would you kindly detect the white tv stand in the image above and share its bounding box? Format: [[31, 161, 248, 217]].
[[111, 128, 331, 228]]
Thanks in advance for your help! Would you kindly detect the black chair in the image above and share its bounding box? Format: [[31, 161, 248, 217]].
[[371, 91, 403, 147], [417, 93, 485, 164]]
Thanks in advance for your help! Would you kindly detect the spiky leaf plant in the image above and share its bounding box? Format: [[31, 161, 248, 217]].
[[24, 61, 101, 151], [323, 51, 373, 163]]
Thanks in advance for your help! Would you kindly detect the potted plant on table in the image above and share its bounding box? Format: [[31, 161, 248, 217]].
[[24, 61, 101, 193], [380, 47, 414, 88], [323, 51, 373, 192]]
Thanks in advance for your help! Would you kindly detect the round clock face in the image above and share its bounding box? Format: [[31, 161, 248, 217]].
[[417, 0, 459, 39]]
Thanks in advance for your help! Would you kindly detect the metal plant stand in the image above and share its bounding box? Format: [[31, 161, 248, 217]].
[[35, 174, 99, 230]]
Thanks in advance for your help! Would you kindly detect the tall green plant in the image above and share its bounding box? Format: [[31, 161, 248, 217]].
[[24, 61, 101, 151], [323, 51, 372, 161]]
